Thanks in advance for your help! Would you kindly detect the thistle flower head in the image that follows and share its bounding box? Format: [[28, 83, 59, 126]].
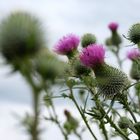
[[80, 44, 105, 68], [54, 34, 80, 56], [128, 23, 140, 44], [0, 11, 44, 62], [127, 48, 140, 60], [81, 33, 96, 48], [108, 22, 118, 32], [94, 64, 129, 98]]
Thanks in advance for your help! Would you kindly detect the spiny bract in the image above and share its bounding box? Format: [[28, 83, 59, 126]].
[[94, 64, 130, 98], [128, 23, 140, 44]]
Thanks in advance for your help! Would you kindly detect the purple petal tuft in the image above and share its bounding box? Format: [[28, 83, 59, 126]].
[[108, 22, 118, 31], [80, 44, 105, 68], [127, 48, 140, 60], [54, 34, 80, 55]]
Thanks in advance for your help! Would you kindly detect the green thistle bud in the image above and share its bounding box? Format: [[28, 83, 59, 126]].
[[73, 59, 91, 76], [69, 56, 91, 76], [128, 23, 140, 45], [64, 110, 79, 133], [81, 33, 96, 48], [130, 61, 140, 80], [0, 11, 44, 62], [118, 117, 132, 129], [35, 49, 66, 82], [94, 64, 129, 98]]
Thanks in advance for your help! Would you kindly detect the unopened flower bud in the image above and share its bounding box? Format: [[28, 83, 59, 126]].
[[118, 117, 131, 129], [81, 33, 96, 48], [128, 23, 140, 45], [0, 11, 44, 62]]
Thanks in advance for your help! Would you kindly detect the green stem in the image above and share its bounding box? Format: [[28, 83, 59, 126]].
[[125, 102, 137, 123], [69, 88, 98, 140], [91, 91, 129, 140], [20, 63, 40, 140], [32, 91, 40, 140], [100, 120, 108, 140], [114, 46, 122, 68], [51, 103, 68, 140]]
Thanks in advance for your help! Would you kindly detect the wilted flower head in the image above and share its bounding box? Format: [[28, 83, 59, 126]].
[[108, 22, 118, 32], [54, 34, 80, 56], [80, 44, 105, 68], [127, 48, 140, 60]]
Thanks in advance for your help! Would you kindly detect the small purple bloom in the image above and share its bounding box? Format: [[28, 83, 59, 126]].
[[54, 34, 80, 55], [127, 48, 140, 60], [80, 44, 105, 68], [108, 22, 118, 31]]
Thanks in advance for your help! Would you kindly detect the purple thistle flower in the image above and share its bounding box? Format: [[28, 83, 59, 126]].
[[127, 48, 140, 60], [54, 34, 80, 55], [108, 22, 118, 31], [80, 44, 105, 68]]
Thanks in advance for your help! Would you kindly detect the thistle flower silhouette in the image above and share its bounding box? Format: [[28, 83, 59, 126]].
[[80, 44, 129, 98], [54, 34, 80, 57], [127, 48, 140, 80]]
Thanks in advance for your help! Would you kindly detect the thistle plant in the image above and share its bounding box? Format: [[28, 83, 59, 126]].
[[1, 11, 140, 140]]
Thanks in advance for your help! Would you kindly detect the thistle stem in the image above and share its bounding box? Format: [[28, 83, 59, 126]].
[[124, 102, 137, 123], [69, 87, 98, 140], [32, 91, 40, 140], [51, 103, 68, 140], [90, 90, 130, 140]]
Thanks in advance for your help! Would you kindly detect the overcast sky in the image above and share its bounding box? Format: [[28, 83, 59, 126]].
[[0, 0, 140, 139], [0, 0, 140, 104]]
